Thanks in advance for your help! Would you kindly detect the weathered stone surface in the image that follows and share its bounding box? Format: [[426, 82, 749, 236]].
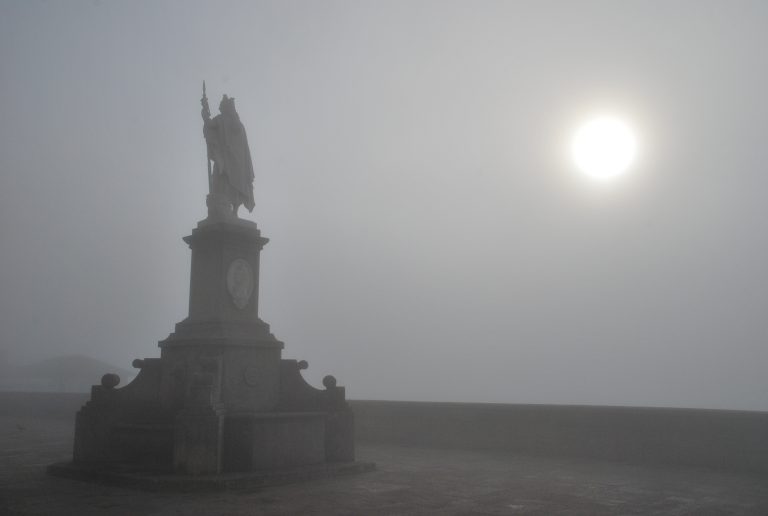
[[222, 413, 327, 471], [173, 402, 225, 475]]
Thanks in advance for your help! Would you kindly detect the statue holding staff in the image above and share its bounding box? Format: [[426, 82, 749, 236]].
[[201, 83, 255, 218]]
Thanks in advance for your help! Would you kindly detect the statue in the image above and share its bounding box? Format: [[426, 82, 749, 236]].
[[201, 82, 255, 218]]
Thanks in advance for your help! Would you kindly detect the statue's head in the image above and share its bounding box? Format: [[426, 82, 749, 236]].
[[219, 95, 236, 116]]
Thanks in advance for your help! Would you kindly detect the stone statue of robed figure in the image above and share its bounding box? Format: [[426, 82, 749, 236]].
[[201, 83, 255, 218]]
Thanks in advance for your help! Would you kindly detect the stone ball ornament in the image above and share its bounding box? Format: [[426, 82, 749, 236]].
[[101, 373, 121, 389], [322, 375, 337, 390]]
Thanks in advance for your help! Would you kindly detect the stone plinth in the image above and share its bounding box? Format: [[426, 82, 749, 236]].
[[54, 217, 368, 484], [183, 218, 268, 324]]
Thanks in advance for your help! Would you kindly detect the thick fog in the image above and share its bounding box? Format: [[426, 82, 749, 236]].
[[1, 1, 766, 410]]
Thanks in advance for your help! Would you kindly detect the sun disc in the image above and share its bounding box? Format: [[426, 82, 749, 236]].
[[571, 116, 637, 179]]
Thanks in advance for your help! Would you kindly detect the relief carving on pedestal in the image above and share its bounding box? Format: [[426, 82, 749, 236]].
[[226, 258, 254, 309], [243, 365, 260, 387]]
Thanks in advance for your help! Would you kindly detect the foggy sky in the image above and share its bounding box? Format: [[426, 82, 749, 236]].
[[1, 0, 767, 410]]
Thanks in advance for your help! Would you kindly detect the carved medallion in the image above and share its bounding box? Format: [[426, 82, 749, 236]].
[[243, 365, 259, 387], [226, 258, 254, 309]]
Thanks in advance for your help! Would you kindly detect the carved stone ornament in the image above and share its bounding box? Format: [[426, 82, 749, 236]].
[[226, 258, 254, 309], [243, 365, 259, 387]]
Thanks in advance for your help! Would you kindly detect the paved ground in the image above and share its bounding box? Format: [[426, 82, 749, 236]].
[[1, 415, 767, 515]]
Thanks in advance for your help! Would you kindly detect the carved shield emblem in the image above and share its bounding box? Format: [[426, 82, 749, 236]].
[[226, 258, 254, 309]]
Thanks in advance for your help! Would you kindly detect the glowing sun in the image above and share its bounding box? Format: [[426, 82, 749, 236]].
[[571, 116, 637, 179]]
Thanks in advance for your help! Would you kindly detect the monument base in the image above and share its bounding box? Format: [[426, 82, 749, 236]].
[[47, 460, 375, 492], [61, 219, 362, 478]]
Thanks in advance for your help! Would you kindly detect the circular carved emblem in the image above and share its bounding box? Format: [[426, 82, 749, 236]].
[[243, 366, 259, 387], [226, 258, 254, 310]]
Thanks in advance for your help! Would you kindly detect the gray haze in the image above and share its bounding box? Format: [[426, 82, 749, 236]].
[[1, 1, 767, 410]]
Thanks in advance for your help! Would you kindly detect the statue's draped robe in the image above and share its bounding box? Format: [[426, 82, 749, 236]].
[[204, 111, 256, 212]]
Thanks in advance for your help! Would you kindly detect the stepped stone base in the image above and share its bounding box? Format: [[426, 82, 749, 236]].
[[47, 460, 375, 492]]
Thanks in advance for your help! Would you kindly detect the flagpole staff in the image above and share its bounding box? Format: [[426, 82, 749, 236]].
[[201, 81, 213, 193]]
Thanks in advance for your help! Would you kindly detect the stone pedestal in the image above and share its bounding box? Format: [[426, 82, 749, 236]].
[[56, 216, 366, 483], [159, 218, 283, 414]]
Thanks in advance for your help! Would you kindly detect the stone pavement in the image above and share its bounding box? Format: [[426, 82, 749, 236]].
[[2, 415, 767, 515]]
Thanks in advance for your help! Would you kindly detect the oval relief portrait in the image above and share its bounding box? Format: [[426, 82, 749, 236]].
[[226, 258, 254, 310]]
